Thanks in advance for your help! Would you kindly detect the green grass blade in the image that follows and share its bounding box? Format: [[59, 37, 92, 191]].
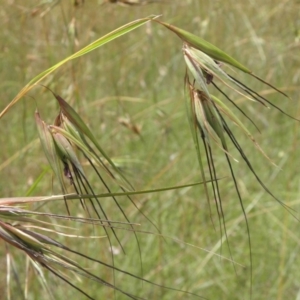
[[154, 20, 251, 73], [0, 180, 213, 206], [0, 16, 158, 119]]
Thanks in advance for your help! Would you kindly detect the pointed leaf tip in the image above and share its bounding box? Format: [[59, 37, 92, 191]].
[[154, 20, 251, 74]]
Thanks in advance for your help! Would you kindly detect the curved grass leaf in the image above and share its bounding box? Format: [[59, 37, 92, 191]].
[[0, 16, 159, 119], [0, 180, 212, 206], [153, 20, 251, 73]]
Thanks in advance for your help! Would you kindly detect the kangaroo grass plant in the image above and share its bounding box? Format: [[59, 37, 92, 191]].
[[0, 12, 298, 300], [35, 87, 165, 276], [0, 199, 210, 300], [154, 20, 299, 297]]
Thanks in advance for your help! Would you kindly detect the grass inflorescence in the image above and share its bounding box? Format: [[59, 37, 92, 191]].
[[0, 1, 299, 299]]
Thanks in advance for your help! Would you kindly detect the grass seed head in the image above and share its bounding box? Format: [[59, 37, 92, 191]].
[[50, 129, 85, 177], [35, 111, 67, 191]]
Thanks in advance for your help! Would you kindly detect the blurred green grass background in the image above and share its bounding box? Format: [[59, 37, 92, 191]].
[[0, 0, 300, 299]]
